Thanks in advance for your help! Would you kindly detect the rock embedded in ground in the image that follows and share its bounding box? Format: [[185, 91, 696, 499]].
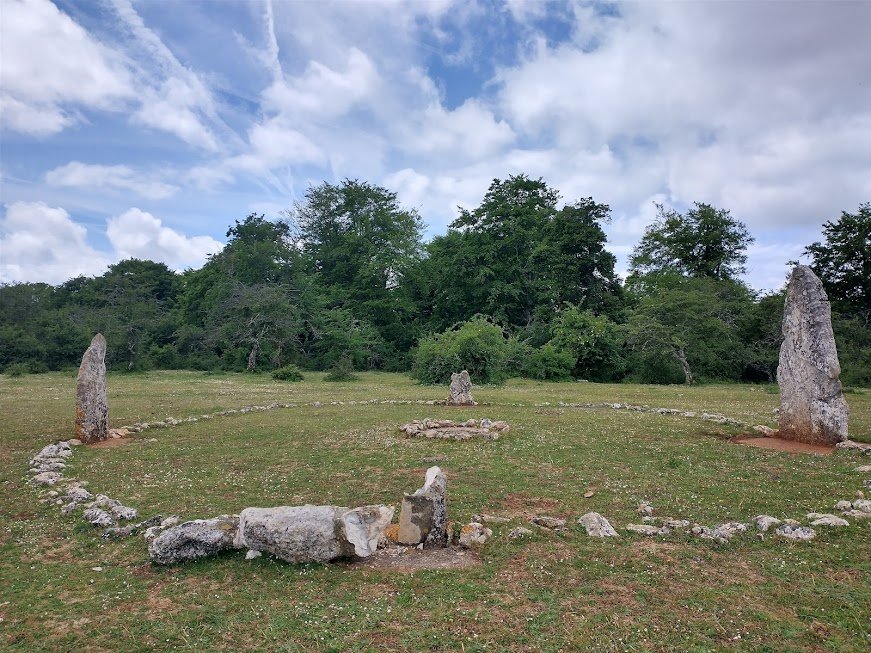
[[83, 507, 114, 527], [507, 526, 533, 539], [835, 440, 871, 452], [626, 524, 668, 536], [66, 487, 93, 502], [775, 524, 816, 541], [663, 519, 691, 530], [30, 471, 63, 486], [809, 515, 849, 527], [447, 370, 475, 406], [340, 505, 396, 557], [400, 418, 508, 441], [111, 505, 138, 521], [458, 522, 492, 547], [398, 466, 448, 547], [851, 499, 871, 512], [245, 550, 262, 560], [776, 266, 849, 444], [149, 515, 240, 564], [578, 512, 619, 537], [471, 514, 509, 524], [637, 503, 654, 517], [842, 510, 871, 519], [75, 334, 110, 444], [834, 500, 852, 511], [854, 465, 871, 473], [531, 515, 567, 530]]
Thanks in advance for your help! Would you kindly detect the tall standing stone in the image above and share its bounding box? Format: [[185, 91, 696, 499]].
[[448, 370, 475, 406], [777, 266, 849, 444], [397, 466, 448, 547], [75, 334, 109, 444]]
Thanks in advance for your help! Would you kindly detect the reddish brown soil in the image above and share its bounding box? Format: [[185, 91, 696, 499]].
[[731, 435, 834, 455]]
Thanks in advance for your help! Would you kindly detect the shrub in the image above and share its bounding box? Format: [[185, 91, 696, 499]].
[[521, 344, 574, 381], [272, 365, 304, 382], [412, 317, 511, 385], [4, 362, 29, 377], [324, 355, 359, 382]]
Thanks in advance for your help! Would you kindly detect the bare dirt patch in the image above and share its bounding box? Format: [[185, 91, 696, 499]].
[[731, 435, 834, 455], [89, 437, 136, 449], [346, 546, 481, 572]]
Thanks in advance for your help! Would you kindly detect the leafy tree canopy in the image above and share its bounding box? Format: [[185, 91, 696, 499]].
[[630, 202, 754, 281]]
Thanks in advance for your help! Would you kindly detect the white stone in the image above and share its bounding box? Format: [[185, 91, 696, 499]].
[[775, 524, 816, 541], [578, 512, 619, 537], [398, 466, 447, 546], [149, 515, 240, 564], [834, 500, 853, 511], [339, 505, 395, 557], [810, 515, 849, 527], [458, 522, 492, 547], [626, 524, 667, 536]]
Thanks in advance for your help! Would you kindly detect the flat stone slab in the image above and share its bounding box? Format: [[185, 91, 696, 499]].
[[346, 546, 480, 572]]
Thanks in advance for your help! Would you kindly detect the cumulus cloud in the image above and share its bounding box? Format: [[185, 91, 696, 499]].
[[0, 203, 224, 284], [45, 162, 178, 200], [0, 202, 111, 284], [106, 209, 223, 271], [0, 0, 132, 136]]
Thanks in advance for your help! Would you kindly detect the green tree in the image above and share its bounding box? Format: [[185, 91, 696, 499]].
[[630, 202, 754, 280], [549, 307, 621, 381], [804, 202, 870, 316]]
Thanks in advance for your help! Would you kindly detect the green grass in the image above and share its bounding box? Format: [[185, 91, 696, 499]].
[[1, 371, 869, 652]]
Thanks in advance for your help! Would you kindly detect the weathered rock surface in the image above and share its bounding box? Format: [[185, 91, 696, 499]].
[[400, 418, 508, 441], [83, 507, 114, 527], [447, 371, 475, 406], [776, 524, 816, 541], [149, 515, 240, 564], [852, 499, 871, 512], [663, 519, 691, 530], [458, 522, 492, 547], [753, 515, 782, 532], [777, 266, 849, 444], [30, 471, 62, 486], [809, 515, 849, 527], [531, 515, 567, 530], [578, 512, 618, 537], [234, 504, 393, 563], [626, 524, 668, 536], [75, 334, 109, 444], [398, 466, 447, 546], [507, 526, 533, 539]]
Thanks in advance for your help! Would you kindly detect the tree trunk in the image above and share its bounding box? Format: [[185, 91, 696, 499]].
[[247, 344, 258, 371], [675, 347, 694, 385]]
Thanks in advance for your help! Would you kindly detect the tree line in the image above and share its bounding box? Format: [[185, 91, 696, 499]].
[[1, 176, 868, 386]]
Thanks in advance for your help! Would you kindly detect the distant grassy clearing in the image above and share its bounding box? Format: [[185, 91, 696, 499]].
[[1, 372, 868, 652]]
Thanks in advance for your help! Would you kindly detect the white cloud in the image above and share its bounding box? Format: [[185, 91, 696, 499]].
[[45, 162, 178, 200], [0, 202, 111, 284], [106, 209, 223, 271], [0, 0, 132, 136]]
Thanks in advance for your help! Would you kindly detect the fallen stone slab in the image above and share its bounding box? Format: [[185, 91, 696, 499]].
[[234, 505, 393, 563], [149, 515, 240, 564], [578, 512, 618, 537]]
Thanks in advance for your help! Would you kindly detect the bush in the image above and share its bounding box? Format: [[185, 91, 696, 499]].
[[272, 365, 304, 382], [412, 317, 512, 385], [4, 362, 29, 377], [521, 344, 574, 381], [324, 355, 359, 382]]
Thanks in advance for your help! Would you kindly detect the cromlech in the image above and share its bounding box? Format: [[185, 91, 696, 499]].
[[447, 370, 475, 406], [75, 334, 109, 444], [777, 266, 849, 444]]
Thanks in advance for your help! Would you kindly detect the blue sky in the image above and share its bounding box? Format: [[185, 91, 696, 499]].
[[2, 0, 869, 290]]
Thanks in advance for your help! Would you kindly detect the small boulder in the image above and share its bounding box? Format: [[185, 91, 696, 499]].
[[507, 526, 533, 540], [663, 518, 691, 530], [637, 503, 654, 517], [753, 515, 782, 532], [83, 507, 114, 527], [149, 515, 240, 564], [530, 515, 566, 530], [30, 472, 62, 486], [578, 512, 618, 537], [458, 522, 492, 547], [809, 515, 849, 527], [626, 524, 667, 536]]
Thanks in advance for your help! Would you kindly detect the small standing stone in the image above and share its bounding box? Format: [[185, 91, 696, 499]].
[[75, 334, 109, 443], [776, 266, 849, 444], [447, 371, 475, 406], [397, 466, 448, 546]]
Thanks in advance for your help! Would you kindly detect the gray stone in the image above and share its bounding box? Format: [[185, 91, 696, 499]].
[[530, 515, 567, 529], [61, 501, 80, 515], [775, 524, 816, 541], [102, 525, 137, 538], [75, 334, 109, 444], [777, 266, 849, 444], [149, 515, 240, 564], [834, 500, 852, 511], [245, 549, 262, 560], [809, 515, 849, 527], [842, 510, 871, 519], [851, 499, 871, 512], [83, 507, 114, 527], [65, 487, 93, 502], [111, 505, 139, 521], [637, 503, 654, 517], [854, 465, 871, 473], [447, 370, 475, 406], [30, 472, 62, 486], [626, 524, 668, 536], [835, 440, 871, 452], [233, 505, 391, 563], [578, 512, 619, 537], [663, 519, 691, 530], [753, 515, 782, 532], [458, 522, 492, 547], [713, 522, 749, 540], [507, 526, 533, 539], [398, 466, 447, 546], [471, 514, 510, 524]]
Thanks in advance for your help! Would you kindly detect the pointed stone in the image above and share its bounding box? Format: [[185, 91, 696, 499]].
[[777, 266, 849, 444], [75, 334, 109, 443], [447, 370, 475, 406], [397, 466, 448, 546]]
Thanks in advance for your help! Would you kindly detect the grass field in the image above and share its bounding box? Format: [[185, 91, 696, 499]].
[[1, 371, 869, 652]]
